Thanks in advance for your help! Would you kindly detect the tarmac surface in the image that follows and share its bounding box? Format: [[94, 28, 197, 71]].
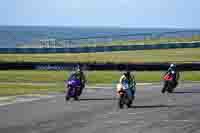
[[0, 83, 200, 133]]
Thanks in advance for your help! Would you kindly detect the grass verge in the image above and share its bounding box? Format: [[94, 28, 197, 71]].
[[83, 35, 200, 47], [0, 83, 64, 96], [18, 35, 200, 48], [0, 70, 199, 96], [0, 48, 200, 63]]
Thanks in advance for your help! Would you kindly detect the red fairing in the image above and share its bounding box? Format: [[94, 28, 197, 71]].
[[164, 74, 173, 81]]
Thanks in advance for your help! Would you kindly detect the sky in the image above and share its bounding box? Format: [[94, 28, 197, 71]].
[[0, 0, 199, 28]]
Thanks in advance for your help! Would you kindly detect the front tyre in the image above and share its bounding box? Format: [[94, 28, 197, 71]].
[[162, 81, 168, 94], [65, 96, 70, 101], [126, 100, 132, 108], [74, 96, 79, 101], [167, 81, 174, 93], [118, 96, 124, 109], [161, 88, 166, 93]]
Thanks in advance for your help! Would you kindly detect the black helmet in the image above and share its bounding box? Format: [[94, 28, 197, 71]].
[[124, 71, 131, 77], [75, 64, 82, 72]]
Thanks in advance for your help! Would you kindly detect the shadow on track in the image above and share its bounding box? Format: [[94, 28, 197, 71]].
[[130, 103, 200, 109], [79, 97, 117, 101], [173, 91, 200, 94], [131, 104, 176, 109]]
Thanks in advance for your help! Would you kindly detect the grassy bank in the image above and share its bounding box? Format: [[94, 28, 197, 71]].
[[0, 48, 200, 63], [18, 35, 200, 48], [0, 70, 199, 96], [85, 35, 200, 47]]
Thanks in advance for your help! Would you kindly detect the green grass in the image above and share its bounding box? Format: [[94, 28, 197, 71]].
[[18, 35, 200, 48], [77, 35, 200, 47], [0, 83, 64, 96], [1, 42, 200, 96], [0, 48, 200, 63], [0, 70, 200, 96], [0, 70, 68, 83]]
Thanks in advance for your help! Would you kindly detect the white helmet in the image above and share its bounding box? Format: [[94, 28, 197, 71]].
[[170, 64, 176, 68]]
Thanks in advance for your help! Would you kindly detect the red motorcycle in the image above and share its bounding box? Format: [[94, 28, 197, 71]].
[[162, 71, 177, 93]]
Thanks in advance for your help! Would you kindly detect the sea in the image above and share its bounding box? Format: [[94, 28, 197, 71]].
[[0, 25, 200, 48]]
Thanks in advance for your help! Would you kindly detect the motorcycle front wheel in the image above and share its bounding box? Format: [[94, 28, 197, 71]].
[[118, 95, 124, 109], [65, 96, 70, 101], [167, 82, 175, 93]]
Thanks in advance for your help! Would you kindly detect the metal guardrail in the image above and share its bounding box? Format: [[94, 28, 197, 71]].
[[0, 42, 200, 53], [0, 62, 200, 71]]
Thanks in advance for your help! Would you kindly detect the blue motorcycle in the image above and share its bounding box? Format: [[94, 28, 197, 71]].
[[65, 77, 81, 101]]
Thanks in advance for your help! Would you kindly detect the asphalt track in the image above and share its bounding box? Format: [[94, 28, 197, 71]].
[[0, 83, 200, 133]]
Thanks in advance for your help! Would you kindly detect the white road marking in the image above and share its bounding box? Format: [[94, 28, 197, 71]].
[[162, 120, 200, 123], [163, 123, 193, 129], [0, 102, 15, 106], [107, 111, 121, 115], [130, 123, 150, 129], [86, 83, 154, 89], [104, 120, 131, 125], [127, 109, 165, 115], [99, 109, 166, 120], [137, 83, 154, 85], [0, 97, 14, 101], [49, 99, 57, 103], [0, 95, 55, 107], [104, 119, 151, 130]]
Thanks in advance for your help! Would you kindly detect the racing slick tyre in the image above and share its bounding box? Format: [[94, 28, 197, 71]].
[[74, 96, 79, 101], [118, 96, 124, 109], [65, 96, 70, 101], [167, 81, 175, 93], [126, 101, 132, 108], [161, 88, 166, 93]]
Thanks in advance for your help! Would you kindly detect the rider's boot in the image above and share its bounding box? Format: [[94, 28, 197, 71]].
[[131, 89, 135, 100]]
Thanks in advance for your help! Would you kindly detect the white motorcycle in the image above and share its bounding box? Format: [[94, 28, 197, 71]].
[[117, 82, 135, 109]]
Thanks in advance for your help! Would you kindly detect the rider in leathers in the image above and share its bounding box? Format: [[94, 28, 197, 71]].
[[69, 65, 86, 95], [162, 64, 180, 93]]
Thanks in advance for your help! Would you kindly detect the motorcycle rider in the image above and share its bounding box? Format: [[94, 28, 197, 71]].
[[162, 64, 180, 93], [118, 71, 136, 99], [68, 65, 86, 95]]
